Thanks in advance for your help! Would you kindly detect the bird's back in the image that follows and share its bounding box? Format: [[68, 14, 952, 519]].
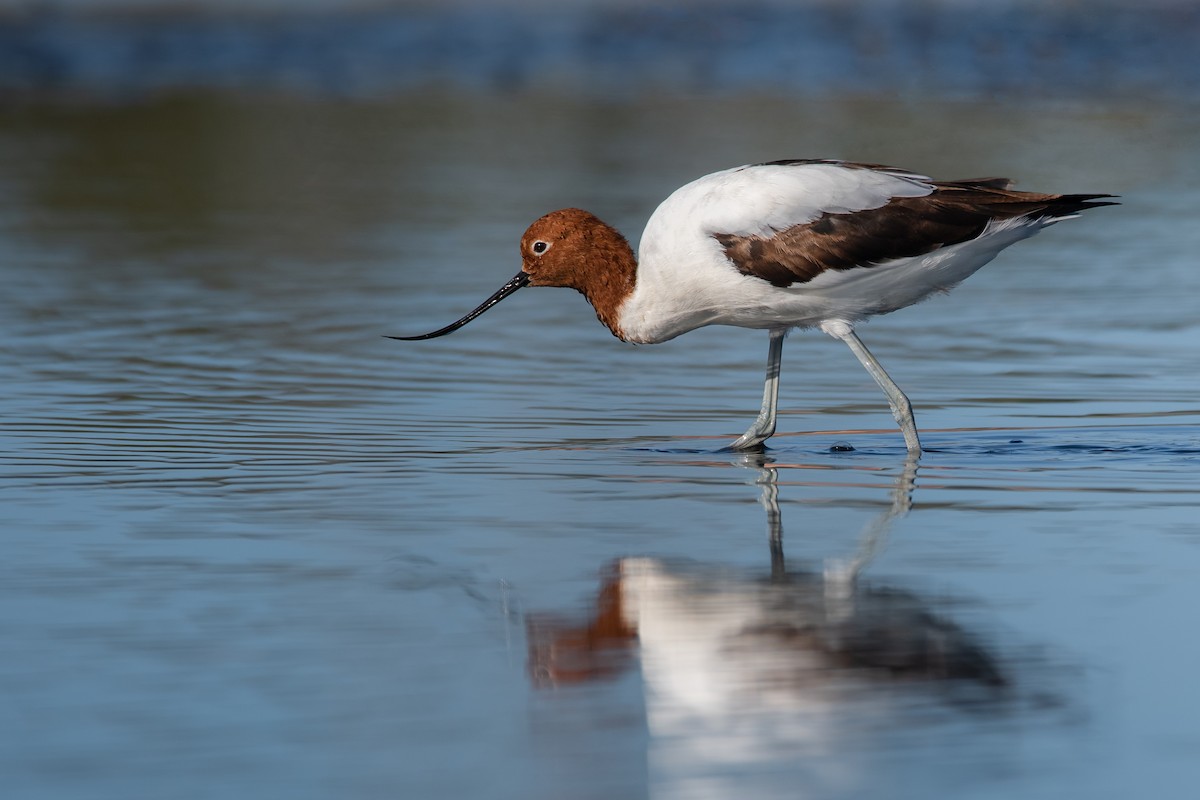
[[618, 161, 1112, 343]]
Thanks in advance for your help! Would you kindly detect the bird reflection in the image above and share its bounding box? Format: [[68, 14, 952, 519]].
[[527, 456, 1007, 702]]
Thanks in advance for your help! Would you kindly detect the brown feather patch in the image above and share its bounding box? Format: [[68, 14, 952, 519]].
[[715, 182, 1116, 288]]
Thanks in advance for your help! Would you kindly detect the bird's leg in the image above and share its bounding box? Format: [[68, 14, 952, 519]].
[[729, 328, 786, 449], [822, 322, 922, 456]]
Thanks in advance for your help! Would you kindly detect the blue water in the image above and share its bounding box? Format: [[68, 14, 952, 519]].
[[1, 91, 1198, 798]]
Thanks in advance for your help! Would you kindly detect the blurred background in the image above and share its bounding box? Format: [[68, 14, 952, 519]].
[[1, 0, 1198, 100], [2, 2, 1198, 799]]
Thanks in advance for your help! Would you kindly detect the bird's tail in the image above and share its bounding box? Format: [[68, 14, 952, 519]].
[[1045, 193, 1120, 216]]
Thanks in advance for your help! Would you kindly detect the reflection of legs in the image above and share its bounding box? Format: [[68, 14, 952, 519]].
[[822, 321, 922, 455], [739, 450, 918, 588], [760, 465, 784, 579], [734, 451, 785, 577], [825, 454, 919, 594], [730, 329, 786, 450]]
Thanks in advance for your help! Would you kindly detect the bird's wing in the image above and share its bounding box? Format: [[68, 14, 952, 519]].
[[693, 161, 1107, 288]]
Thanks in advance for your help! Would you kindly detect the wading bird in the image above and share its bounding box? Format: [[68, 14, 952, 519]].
[[393, 160, 1113, 454]]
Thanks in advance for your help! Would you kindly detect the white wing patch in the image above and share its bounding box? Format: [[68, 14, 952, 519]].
[[642, 162, 935, 244]]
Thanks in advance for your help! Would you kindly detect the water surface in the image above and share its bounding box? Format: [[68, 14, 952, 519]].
[[1, 93, 1198, 799]]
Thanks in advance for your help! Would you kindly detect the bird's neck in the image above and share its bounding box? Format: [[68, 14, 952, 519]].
[[578, 225, 638, 342]]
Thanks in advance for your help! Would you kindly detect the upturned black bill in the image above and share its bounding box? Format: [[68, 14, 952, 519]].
[[388, 271, 530, 340]]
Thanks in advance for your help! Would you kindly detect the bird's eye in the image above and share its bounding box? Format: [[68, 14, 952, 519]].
[[532, 240, 550, 255]]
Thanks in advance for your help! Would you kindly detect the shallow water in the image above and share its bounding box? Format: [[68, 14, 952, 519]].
[[2, 93, 1199, 799]]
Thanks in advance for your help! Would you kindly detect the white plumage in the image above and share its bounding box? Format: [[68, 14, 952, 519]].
[[623, 163, 1052, 343]]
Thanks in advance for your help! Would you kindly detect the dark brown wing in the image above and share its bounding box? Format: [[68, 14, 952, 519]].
[[715, 182, 1116, 288]]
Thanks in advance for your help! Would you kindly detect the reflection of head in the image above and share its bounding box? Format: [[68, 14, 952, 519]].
[[526, 563, 638, 688]]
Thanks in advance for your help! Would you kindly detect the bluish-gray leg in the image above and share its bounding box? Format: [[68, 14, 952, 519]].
[[729, 328, 786, 449], [822, 321, 922, 455]]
